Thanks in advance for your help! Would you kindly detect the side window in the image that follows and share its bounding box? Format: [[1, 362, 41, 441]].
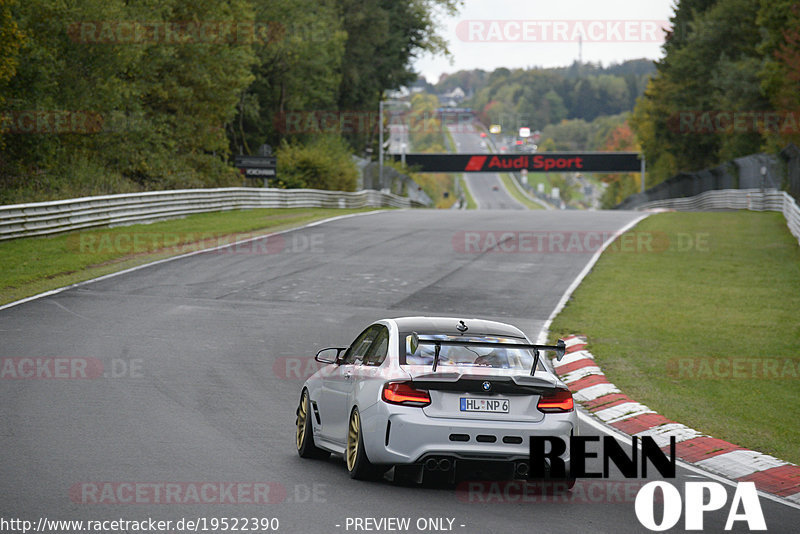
[[363, 326, 389, 366], [341, 326, 378, 365]]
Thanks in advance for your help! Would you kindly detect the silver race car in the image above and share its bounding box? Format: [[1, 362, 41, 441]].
[[295, 317, 577, 484]]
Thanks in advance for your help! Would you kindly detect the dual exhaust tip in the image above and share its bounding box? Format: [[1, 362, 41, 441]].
[[423, 458, 452, 471]]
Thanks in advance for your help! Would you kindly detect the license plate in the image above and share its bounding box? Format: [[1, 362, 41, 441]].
[[460, 397, 509, 413]]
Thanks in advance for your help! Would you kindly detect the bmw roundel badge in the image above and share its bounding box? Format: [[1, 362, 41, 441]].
[[482, 381, 492, 391]]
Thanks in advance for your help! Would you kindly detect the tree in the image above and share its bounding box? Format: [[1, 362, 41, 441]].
[[1, 0, 257, 200], [631, 0, 767, 185], [0, 0, 25, 149], [0, 0, 23, 98], [336, 0, 461, 112], [228, 0, 346, 155], [758, 0, 800, 150]]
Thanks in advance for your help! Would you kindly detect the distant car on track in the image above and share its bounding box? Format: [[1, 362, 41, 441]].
[[492, 185, 500, 191], [295, 317, 577, 485]]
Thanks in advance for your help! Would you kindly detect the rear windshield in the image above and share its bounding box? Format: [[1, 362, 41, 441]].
[[400, 334, 546, 372]]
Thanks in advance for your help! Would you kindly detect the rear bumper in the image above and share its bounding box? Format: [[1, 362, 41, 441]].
[[358, 402, 577, 466]]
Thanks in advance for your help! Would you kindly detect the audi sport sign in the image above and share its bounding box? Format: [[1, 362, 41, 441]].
[[395, 153, 641, 173]]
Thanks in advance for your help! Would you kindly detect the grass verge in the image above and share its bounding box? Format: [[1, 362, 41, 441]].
[[412, 173, 458, 208], [549, 211, 800, 464], [499, 174, 543, 210], [459, 176, 477, 209], [0, 207, 378, 306]]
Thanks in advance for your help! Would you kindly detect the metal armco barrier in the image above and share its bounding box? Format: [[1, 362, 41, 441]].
[[635, 189, 800, 246], [0, 188, 424, 240]]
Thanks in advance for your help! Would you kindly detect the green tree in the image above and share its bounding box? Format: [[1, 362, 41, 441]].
[[1, 0, 257, 199], [0, 0, 23, 98], [758, 0, 800, 150], [228, 0, 346, 155], [336, 0, 461, 113], [631, 0, 767, 185]]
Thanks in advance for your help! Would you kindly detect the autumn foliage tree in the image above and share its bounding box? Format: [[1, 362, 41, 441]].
[[631, 0, 799, 190], [0, 0, 462, 203]]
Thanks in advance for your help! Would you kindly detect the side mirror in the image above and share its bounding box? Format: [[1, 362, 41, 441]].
[[315, 347, 347, 364]]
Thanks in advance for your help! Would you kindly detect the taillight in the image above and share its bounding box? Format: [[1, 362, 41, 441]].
[[537, 389, 574, 413], [382, 382, 431, 407]]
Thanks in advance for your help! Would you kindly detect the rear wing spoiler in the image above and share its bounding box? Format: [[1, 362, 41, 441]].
[[409, 332, 566, 375]]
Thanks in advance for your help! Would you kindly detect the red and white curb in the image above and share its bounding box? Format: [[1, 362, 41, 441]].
[[554, 335, 800, 505]]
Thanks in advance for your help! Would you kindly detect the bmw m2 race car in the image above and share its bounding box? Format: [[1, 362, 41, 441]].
[[295, 317, 577, 484]]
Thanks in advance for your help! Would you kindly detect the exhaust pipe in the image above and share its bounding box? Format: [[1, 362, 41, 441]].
[[424, 458, 439, 471], [438, 458, 452, 471], [515, 462, 529, 477]]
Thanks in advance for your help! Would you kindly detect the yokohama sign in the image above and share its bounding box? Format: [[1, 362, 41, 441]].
[[396, 153, 641, 173]]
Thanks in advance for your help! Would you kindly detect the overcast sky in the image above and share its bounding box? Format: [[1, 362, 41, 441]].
[[412, 0, 678, 83]]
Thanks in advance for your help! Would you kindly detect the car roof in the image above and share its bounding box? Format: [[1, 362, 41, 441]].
[[387, 316, 527, 338]]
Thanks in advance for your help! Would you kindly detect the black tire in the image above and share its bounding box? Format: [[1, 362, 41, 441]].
[[296, 390, 330, 459], [346, 408, 386, 480]]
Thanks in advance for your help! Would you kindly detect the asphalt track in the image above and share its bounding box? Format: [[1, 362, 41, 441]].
[[1, 209, 798, 533], [447, 123, 525, 210]]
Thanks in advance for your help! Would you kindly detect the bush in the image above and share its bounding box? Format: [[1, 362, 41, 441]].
[[274, 136, 357, 191]]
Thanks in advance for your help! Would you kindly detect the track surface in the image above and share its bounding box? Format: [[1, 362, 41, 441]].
[[2, 209, 797, 533], [448, 123, 525, 210]]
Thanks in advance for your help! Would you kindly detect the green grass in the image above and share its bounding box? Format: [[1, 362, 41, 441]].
[[549, 212, 800, 464], [459, 176, 477, 209], [0, 207, 377, 306], [499, 174, 543, 210]]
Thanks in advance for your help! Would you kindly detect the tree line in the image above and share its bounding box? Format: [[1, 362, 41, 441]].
[[433, 61, 649, 207], [443, 60, 655, 130], [631, 0, 800, 189], [0, 0, 459, 204]]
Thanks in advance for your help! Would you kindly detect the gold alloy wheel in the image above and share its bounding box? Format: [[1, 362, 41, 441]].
[[296, 393, 308, 451], [346, 410, 360, 472]]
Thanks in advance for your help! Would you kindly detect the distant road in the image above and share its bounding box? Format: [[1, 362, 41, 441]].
[[447, 122, 525, 210]]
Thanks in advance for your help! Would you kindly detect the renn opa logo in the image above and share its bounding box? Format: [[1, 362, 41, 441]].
[[530, 436, 766, 531]]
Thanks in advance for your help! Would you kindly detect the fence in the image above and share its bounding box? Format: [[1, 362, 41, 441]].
[[0, 187, 424, 240], [360, 161, 433, 206], [617, 153, 785, 210], [618, 145, 800, 211], [634, 188, 800, 246]]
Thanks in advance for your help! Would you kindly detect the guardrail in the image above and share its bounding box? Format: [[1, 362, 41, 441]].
[[0, 187, 424, 240], [635, 188, 800, 246]]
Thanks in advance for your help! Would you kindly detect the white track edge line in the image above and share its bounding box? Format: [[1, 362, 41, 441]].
[[535, 214, 649, 345], [0, 209, 387, 312]]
